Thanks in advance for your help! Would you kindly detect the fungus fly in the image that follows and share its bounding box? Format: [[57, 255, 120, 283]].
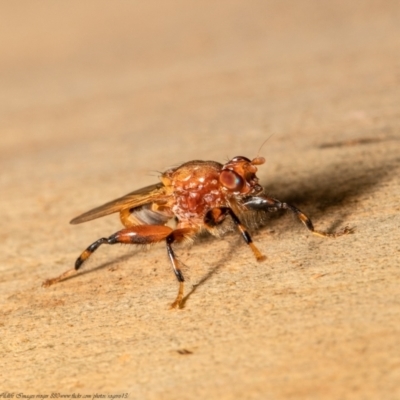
[[43, 155, 353, 308]]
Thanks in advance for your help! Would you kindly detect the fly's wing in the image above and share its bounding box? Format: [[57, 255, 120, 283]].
[[70, 183, 167, 224]]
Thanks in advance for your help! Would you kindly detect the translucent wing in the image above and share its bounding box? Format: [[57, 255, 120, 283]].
[[70, 183, 167, 224]]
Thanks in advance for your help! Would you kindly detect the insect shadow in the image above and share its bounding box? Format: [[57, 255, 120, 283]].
[[56, 252, 135, 283], [179, 237, 238, 308], [260, 154, 396, 230]]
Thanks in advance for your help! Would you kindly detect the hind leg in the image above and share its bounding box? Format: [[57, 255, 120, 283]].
[[42, 225, 173, 287], [43, 224, 196, 309], [164, 228, 195, 308]]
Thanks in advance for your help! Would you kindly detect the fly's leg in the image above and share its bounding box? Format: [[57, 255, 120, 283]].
[[242, 195, 354, 237], [226, 208, 266, 261], [204, 207, 265, 262], [43, 224, 195, 309], [280, 202, 354, 238], [42, 225, 173, 287], [165, 228, 195, 309]]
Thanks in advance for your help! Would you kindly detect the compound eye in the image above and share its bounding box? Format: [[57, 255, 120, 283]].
[[219, 170, 244, 191]]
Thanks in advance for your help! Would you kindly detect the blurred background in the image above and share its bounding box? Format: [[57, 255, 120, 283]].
[[0, 0, 400, 209], [2, 0, 399, 227], [2, 0, 398, 172]]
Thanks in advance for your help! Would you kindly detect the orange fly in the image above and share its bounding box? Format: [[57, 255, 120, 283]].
[[43, 156, 353, 308]]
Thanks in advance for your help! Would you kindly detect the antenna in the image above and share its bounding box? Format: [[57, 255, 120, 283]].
[[252, 134, 274, 165]]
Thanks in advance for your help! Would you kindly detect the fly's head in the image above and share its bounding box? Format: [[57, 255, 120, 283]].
[[219, 156, 265, 197]]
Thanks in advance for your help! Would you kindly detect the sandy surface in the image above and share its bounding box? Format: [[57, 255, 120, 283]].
[[1, 1, 400, 398]]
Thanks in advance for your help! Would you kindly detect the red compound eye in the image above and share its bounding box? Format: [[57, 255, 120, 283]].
[[219, 170, 244, 191]]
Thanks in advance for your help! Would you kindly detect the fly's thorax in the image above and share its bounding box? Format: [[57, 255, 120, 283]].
[[162, 160, 227, 223]]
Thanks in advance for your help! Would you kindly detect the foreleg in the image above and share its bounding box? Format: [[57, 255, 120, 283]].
[[242, 195, 354, 237], [204, 207, 265, 262]]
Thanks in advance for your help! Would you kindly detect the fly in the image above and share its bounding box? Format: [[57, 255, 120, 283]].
[[43, 155, 353, 308]]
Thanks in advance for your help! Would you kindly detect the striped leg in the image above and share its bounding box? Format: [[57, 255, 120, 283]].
[[165, 228, 195, 308], [43, 224, 195, 309], [226, 208, 266, 261], [42, 225, 173, 287], [242, 195, 354, 237], [204, 207, 265, 262]]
